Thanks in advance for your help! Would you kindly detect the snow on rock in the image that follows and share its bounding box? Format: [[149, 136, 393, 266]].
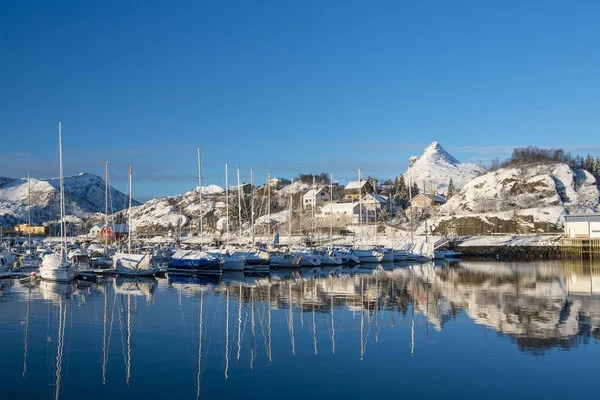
[[406, 141, 485, 192], [433, 163, 600, 232], [0, 173, 134, 226], [196, 185, 224, 195], [280, 181, 310, 195]]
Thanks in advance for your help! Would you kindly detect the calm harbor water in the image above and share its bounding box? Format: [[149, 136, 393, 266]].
[[1, 260, 600, 399]]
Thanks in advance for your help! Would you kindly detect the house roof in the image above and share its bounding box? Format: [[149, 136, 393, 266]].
[[565, 213, 600, 222], [344, 181, 369, 190], [320, 202, 359, 213], [303, 187, 326, 198], [100, 224, 129, 233], [362, 193, 388, 204], [411, 193, 446, 203]]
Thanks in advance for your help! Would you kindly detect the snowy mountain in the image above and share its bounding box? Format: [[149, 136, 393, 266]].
[[121, 183, 291, 235], [406, 142, 485, 193], [0, 173, 137, 226], [431, 163, 600, 233]]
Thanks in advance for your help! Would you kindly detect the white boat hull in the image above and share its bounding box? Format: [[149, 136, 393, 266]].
[[354, 249, 384, 263], [39, 266, 77, 282]]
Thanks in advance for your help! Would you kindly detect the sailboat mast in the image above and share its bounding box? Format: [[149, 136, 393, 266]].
[[408, 167, 414, 244], [329, 173, 333, 247], [128, 164, 132, 254], [197, 147, 203, 247], [311, 176, 316, 245], [225, 163, 229, 247], [288, 178, 293, 247], [267, 171, 271, 241], [237, 167, 242, 243], [105, 162, 109, 253], [27, 172, 31, 247], [250, 167, 255, 245], [358, 169, 362, 239], [58, 120, 66, 262]]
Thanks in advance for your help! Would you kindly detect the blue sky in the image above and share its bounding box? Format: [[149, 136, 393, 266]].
[[1, 0, 600, 200]]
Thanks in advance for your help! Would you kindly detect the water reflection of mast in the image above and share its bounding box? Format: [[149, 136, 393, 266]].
[[330, 276, 335, 355], [237, 285, 242, 361], [250, 287, 255, 370], [196, 292, 204, 399], [225, 286, 230, 379], [103, 290, 117, 385], [54, 297, 68, 400], [312, 279, 318, 355], [411, 275, 415, 356], [126, 295, 131, 385], [22, 285, 31, 378], [267, 283, 272, 362], [102, 283, 108, 384], [426, 277, 430, 339], [360, 276, 364, 360], [375, 274, 380, 344], [288, 282, 296, 356]]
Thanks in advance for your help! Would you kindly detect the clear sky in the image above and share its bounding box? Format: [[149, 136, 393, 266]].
[[1, 0, 600, 200]]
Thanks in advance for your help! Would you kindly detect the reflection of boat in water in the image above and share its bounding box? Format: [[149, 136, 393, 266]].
[[114, 276, 157, 302], [39, 279, 73, 400], [39, 280, 77, 302]]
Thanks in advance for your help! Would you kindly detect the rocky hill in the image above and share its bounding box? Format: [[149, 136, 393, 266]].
[[0, 173, 136, 226], [430, 163, 600, 234], [406, 141, 485, 193]]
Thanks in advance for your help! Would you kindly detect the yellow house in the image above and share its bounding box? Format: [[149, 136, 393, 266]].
[[14, 224, 46, 235]]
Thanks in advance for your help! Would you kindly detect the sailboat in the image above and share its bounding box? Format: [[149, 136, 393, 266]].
[[39, 121, 77, 283], [113, 165, 159, 276], [19, 173, 42, 271], [93, 161, 115, 269], [207, 164, 244, 271]]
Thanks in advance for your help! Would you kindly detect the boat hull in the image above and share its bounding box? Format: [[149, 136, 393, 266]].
[[39, 267, 77, 282]]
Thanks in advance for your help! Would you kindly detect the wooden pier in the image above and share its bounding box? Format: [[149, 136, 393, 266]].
[[560, 238, 600, 259]]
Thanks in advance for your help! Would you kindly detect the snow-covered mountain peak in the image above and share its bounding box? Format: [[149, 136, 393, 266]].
[[419, 141, 460, 165], [406, 142, 485, 193]]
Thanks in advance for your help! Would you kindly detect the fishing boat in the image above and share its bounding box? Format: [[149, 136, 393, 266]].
[[39, 121, 77, 283], [68, 248, 92, 270]]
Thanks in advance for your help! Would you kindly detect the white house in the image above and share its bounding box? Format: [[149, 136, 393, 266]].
[[564, 213, 600, 238], [302, 187, 331, 209], [89, 224, 102, 236], [320, 201, 375, 224]]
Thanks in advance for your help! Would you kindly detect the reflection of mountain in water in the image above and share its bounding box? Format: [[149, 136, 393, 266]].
[[405, 261, 600, 354]]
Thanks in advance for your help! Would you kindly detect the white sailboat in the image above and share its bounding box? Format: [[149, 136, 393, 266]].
[[39, 121, 77, 282], [209, 164, 244, 271], [113, 165, 158, 276]]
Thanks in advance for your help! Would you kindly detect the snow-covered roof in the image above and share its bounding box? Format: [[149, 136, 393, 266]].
[[565, 213, 600, 222], [412, 193, 446, 203], [344, 181, 368, 190], [320, 202, 359, 213], [302, 187, 326, 198], [363, 193, 388, 204]]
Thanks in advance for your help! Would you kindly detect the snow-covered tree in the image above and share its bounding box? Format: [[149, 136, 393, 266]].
[[447, 178, 456, 199]]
